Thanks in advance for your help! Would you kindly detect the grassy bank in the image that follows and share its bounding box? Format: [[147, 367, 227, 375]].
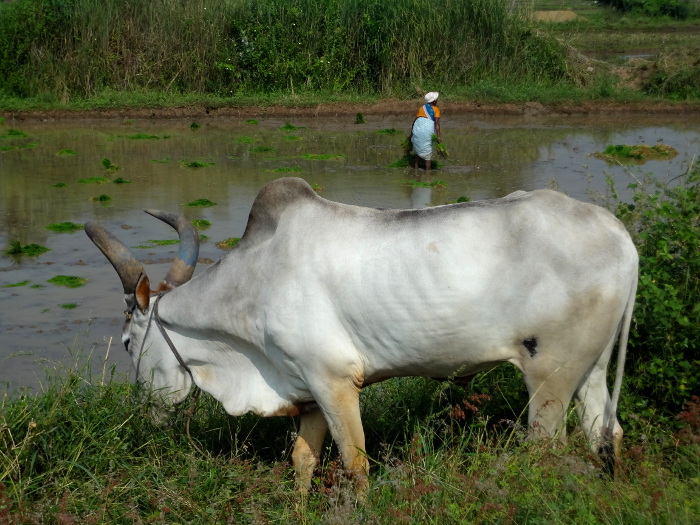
[[0, 0, 698, 111]]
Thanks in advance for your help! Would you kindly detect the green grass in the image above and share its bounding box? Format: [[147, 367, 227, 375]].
[[0, 352, 697, 523]]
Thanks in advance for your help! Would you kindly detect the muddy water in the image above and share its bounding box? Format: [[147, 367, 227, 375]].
[[1, 112, 699, 391]]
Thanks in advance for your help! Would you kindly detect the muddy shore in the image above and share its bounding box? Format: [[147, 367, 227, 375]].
[[4, 100, 700, 123]]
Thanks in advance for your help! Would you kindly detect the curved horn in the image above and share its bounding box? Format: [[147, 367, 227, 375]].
[[144, 210, 200, 288], [85, 221, 146, 294]]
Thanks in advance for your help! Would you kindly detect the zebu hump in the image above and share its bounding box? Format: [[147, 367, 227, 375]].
[[239, 178, 323, 246]]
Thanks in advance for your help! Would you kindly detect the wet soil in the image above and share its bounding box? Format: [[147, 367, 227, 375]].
[[4, 100, 700, 129]]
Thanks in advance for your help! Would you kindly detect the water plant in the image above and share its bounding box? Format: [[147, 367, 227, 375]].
[[190, 121, 201, 130], [47, 275, 86, 288], [151, 157, 170, 163], [375, 128, 402, 135], [190, 218, 211, 229], [237, 136, 257, 144], [46, 222, 83, 233], [6, 241, 49, 257], [112, 177, 131, 184], [60, 303, 78, 309], [57, 149, 78, 156], [246, 119, 259, 125], [355, 112, 366, 124], [284, 135, 302, 141], [183, 198, 217, 208], [52, 182, 67, 188]]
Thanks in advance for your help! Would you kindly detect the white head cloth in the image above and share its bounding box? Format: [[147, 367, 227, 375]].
[[424, 92, 439, 103]]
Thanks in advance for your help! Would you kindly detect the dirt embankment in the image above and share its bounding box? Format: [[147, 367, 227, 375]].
[[4, 99, 700, 122]]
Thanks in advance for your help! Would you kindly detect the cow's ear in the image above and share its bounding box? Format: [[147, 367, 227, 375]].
[[135, 273, 151, 312]]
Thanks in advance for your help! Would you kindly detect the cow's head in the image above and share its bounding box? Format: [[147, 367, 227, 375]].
[[85, 210, 199, 425]]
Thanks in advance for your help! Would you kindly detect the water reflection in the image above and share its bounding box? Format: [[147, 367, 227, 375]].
[[1, 112, 698, 390]]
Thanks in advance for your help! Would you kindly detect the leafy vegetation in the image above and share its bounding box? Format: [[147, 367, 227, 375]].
[[101, 157, 120, 171], [190, 218, 211, 229], [606, 163, 700, 416], [77, 177, 109, 184]]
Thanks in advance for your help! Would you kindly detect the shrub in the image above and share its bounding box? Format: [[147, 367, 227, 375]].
[[609, 163, 700, 418]]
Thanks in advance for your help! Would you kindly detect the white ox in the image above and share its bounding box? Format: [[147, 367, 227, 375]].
[[86, 177, 638, 494]]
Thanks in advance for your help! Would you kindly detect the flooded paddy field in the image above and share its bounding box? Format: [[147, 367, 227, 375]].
[[1, 111, 699, 391]]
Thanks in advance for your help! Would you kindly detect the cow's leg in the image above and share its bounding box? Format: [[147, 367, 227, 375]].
[[521, 365, 581, 442], [292, 408, 328, 494], [315, 382, 369, 497], [574, 343, 623, 468]]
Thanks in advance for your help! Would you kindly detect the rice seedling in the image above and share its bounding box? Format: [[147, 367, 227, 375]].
[[216, 237, 240, 249], [60, 303, 78, 309], [250, 145, 276, 153], [2, 280, 30, 288], [57, 149, 78, 156], [77, 177, 109, 184], [46, 222, 83, 233], [355, 112, 366, 124], [190, 218, 211, 229], [1, 129, 27, 138], [183, 198, 217, 208], [6, 241, 49, 257], [190, 121, 201, 130], [101, 157, 120, 171], [301, 153, 346, 160], [51, 182, 67, 188], [180, 159, 215, 168], [91, 194, 111, 202], [112, 177, 131, 184], [47, 275, 86, 288]]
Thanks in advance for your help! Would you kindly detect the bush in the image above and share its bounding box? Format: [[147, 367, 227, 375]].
[[609, 163, 700, 419]]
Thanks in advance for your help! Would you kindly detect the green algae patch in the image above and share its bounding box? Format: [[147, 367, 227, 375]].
[[60, 303, 78, 310], [46, 222, 84, 233], [183, 198, 217, 208], [216, 237, 240, 249], [594, 144, 679, 164], [48, 275, 87, 288]]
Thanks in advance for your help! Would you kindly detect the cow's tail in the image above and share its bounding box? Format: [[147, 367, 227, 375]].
[[605, 270, 637, 468]]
